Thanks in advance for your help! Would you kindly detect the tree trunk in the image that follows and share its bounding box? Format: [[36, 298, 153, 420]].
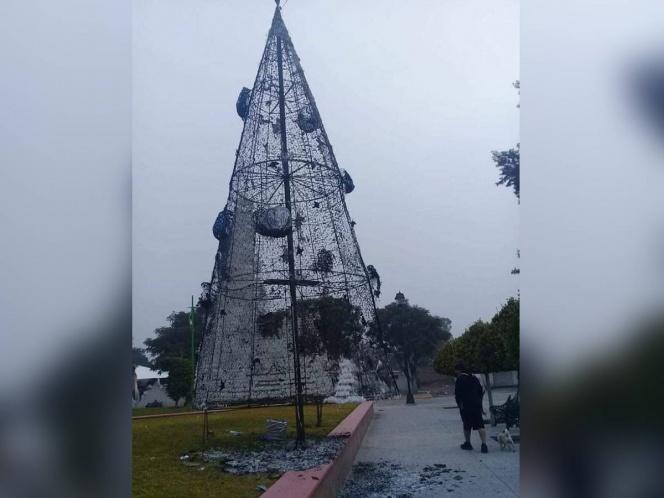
[[315, 398, 323, 427], [413, 359, 421, 389], [410, 358, 419, 392], [403, 359, 415, 404], [483, 373, 496, 426], [389, 367, 400, 395]]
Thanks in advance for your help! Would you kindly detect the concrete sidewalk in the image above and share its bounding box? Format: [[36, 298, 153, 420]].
[[340, 394, 519, 497]]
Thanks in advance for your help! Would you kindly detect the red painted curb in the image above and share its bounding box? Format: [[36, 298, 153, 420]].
[[262, 401, 374, 498]]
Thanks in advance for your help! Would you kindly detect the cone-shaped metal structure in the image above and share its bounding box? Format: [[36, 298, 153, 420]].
[[194, 8, 393, 425]]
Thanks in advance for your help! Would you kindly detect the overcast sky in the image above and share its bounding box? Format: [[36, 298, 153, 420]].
[[133, 0, 520, 347]]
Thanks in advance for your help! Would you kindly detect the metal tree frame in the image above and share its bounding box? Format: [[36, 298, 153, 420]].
[[194, 5, 391, 446]]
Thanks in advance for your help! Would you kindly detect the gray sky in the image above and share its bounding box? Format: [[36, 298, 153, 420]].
[[133, 0, 520, 347]]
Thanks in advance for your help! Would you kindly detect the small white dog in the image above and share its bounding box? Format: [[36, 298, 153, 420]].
[[497, 427, 516, 451]]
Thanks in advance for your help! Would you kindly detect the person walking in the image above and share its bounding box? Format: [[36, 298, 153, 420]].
[[454, 361, 488, 453]]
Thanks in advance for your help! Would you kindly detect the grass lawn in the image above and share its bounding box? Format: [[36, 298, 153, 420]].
[[133, 403, 357, 498]]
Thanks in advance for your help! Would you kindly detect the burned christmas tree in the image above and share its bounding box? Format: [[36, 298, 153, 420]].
[[194, 4, 393, 444]]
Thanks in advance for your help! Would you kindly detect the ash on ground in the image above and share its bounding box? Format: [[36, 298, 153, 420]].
[[180, 437, 346, 475], [339, 460, 474, 498]]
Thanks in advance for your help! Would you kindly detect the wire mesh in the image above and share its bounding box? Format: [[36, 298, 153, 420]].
[[194, 8, 393, 408]]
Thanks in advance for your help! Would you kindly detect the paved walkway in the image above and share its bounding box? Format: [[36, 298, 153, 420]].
[[341, 391, 519, 497]]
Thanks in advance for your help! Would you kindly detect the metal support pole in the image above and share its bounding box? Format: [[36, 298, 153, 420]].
[[276, 31, 306, 446], [202, 408, 209, 448], [190, 295, 195, 406]]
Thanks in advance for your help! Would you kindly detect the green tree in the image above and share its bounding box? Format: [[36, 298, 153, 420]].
[[298, 296, 364, 360], [144, 307, 205, 405], [257, 296, 364, 360], [132, 347, 151, 368], [493, 81, 520, 276], [371, 293, 451, 404], [461, 321, 506, 386], [163, 358, 193, 407], [491, 297, 519, 371], [434, 320, 506, 415], [434, 300, 519, 421], [492, 144, 520, 200], [434, 337, 461, 376]]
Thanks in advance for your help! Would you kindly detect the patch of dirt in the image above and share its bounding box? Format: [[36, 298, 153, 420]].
[[339, 460, 473, 497], [180, 437, 346, 475]]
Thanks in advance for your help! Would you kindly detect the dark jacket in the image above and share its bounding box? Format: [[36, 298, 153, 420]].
[[455, 373, 484, 411]]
